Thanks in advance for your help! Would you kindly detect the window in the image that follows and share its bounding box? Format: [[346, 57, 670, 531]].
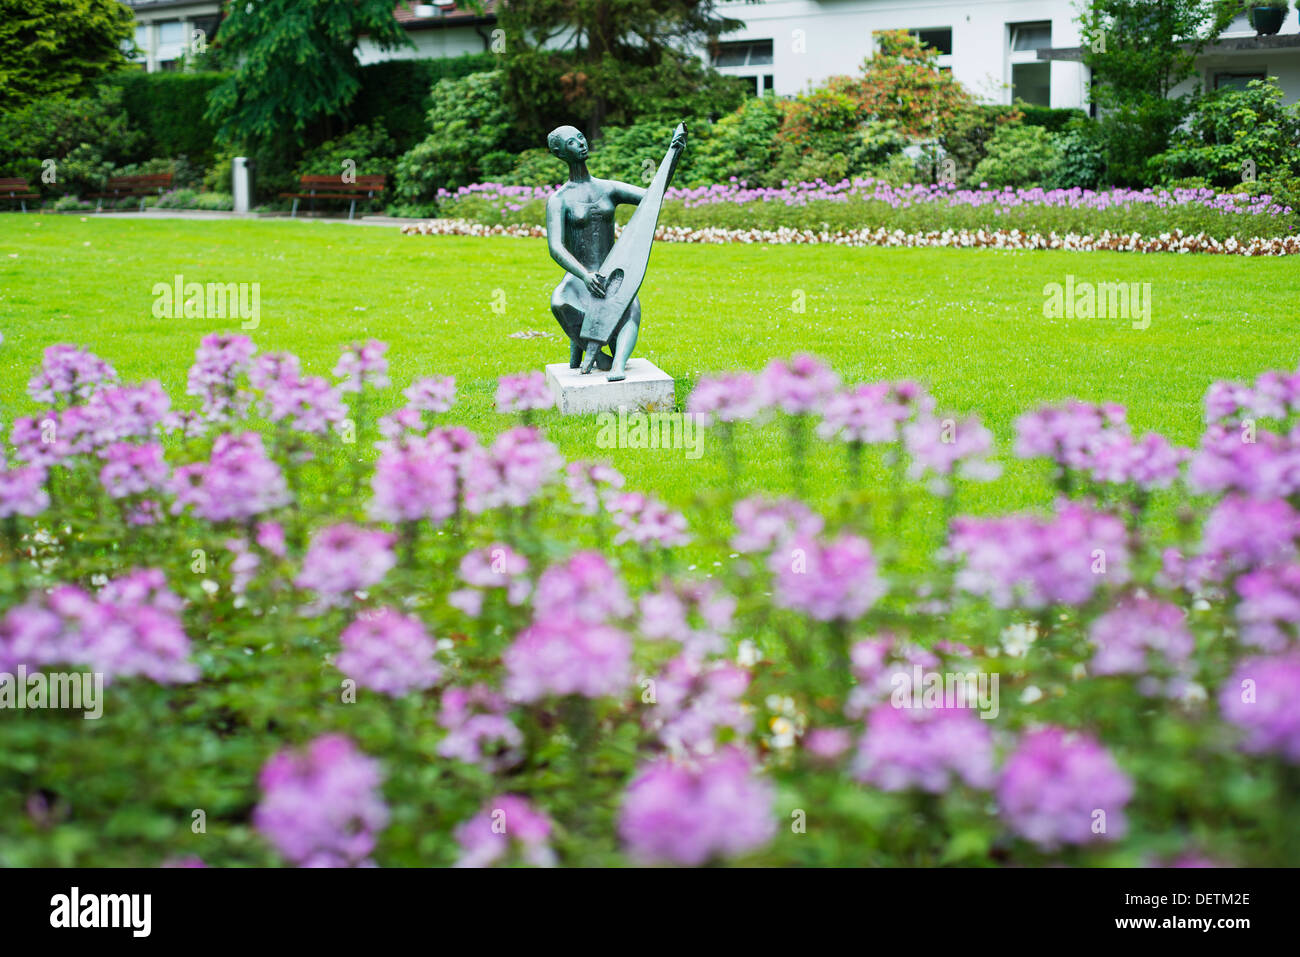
[[1012, 63, 1051, 106], [909, 27, 953, 56], [1010, 22, 1052, 52], [1215, 71, 1266, 91], [1008, 21, 1053, 106], [712, 39, 774, 68], [158, 21, 185, 45]]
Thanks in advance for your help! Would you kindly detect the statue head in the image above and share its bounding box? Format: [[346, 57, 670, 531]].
[[547, 125, 589, 163]]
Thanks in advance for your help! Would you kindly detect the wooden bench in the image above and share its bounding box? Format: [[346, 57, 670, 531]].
[[0, 177, 38, 213], [87, 173, 174, 212], [280, 174, 386, 220]]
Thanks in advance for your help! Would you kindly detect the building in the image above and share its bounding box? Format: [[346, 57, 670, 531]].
[[122, 1, 1300, 108]]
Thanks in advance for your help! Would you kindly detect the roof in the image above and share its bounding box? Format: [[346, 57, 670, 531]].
[[1039, 32, 1300, 62], [393, 1, 498, 29]]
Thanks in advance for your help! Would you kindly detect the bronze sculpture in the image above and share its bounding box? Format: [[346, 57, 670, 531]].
[[546, 123, 686, 381]]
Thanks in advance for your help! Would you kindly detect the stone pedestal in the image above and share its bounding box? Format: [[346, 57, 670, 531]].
[[545, 358, 676, 414]]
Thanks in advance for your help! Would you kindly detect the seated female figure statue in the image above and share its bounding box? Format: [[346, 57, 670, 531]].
[[546, 125, 683, 382]]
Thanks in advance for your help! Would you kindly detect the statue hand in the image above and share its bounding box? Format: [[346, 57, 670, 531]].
[[584, 271, 607, 298]]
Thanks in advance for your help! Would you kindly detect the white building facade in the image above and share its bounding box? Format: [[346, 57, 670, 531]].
[[123, 1, 1300, 108]]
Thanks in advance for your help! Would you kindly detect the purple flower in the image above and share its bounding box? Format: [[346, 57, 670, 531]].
[[295, 524, 396, 610], [464, 426, 563, 512], [169, 433, 290, 523], [1220, 653, 1300, 761], [0, 464, 49, 517], [564, 460, 625, 513], [731, 495, 823, 553], [949, 501, 1130, 609], [1089, 431, 1187, 489], [638, 579, 735, 657], [254, 734, 389, 867], [454, 796, 555, 868], [1201, 496, 1299, 575], [852, 703, 994, 792], [334, 339, 389, 393], [1, 569, 198, 684], [534, 551, 632, 624], [503, 615, 631, 702], [1089, 597, 1194, 677], [645, 655, 752, 756], [369, 433, 458, 524], [804, 727, 854, 762], [817, 381, 930, 445], [187, 334, 255, 422], [1188, 425, 1300, 500], [265, 374, 346, 437], [437, 685, 524, 772], [452, 543, 531, 610], [1234, 563, 1300, 651], [997, 728, 1133, 850], [99, 442, 168, 499], [86, 381, 170, 443], [903, 413, 1000, 483], [249, 352, 302, 392], [404, 375, 456, 413], [495, 372, 553, 413], [335, 607, 441, 696], [28, 344, 116, 405], [771, 533, 885, 622], [608, 491, 691, 548], [687, 372, 763, 424], [758, 354, 840, 415], [1014, 400, 1127, 471], [618, 747, 775, 865]]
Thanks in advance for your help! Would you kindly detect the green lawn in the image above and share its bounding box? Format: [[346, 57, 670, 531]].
[[2, 214, 1297, 524]]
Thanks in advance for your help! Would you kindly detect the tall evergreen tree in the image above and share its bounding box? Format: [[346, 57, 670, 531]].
[[0, 0, 135, 108]]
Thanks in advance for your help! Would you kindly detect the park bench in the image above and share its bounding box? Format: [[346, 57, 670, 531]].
[[88, 173, 174, 212], [0, 177, 38, 213], [280, 174, 386, 220]]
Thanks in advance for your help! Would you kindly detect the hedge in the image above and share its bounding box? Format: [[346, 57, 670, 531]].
[[352, 53, 499, 152], [1018, 105, 1089, 133], [107, 71, 229, 169]]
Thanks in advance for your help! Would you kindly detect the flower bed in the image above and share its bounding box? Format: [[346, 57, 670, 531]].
[[426, 178, 1300, 248], [3, 338, 1300, 866]]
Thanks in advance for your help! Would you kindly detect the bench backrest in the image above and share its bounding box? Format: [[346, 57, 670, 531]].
[[298, 174, 387, 191], [0, 177, 30, 190], [106, 173, 174, 190]]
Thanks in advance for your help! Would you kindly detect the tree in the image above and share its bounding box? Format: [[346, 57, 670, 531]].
[[204, 0, 412, 151], [496, 0, 749, 138], [1079, 0, 1239, 185], [0, 0, 135, 108]]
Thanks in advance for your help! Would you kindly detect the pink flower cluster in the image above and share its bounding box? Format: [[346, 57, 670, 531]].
[[504, 615, 632, 702], [437, 685, 523, 772], [28, 344, 117, 405], [1220, 653, 1300, 761], [295, 523, 396, 610], [639, 579, 736, 657], [645, 655, 752, 757], [334, 339, 389, 393], [454, 795, 555, 868], [0, 569, 197, 684], [495, 372, 553, 413], [187, 334, 255, 422], [336, 608, 441, 696], [771, 533, 885, 622], [997, 728, 1133, 850], [949, 501, 1130, 609], [852, 703, 995, 792], [169, 432, 290, 523], [618, 748, 775, 865], [254, 734, 389, 867], [607, 491, 690, 548]]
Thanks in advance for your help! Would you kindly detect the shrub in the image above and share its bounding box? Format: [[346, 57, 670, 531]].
[[295, 123, 398, 184], [107, 71, 228, 169], [352, 54, 498, 153], [1016, 104, 1088, 134], [155, 188, 200, 209], [1046, 125, 1108, 190], [689, 95, 784, 187], [0, 85, 142, 198], [971, 125, 1063, 189], [1153, 78, 1300, 188], [393, 71, 515, 205], [500, 148, 565, 187]]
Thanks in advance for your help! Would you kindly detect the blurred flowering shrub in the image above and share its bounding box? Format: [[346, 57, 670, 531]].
[[2, 334, 1299, 867]]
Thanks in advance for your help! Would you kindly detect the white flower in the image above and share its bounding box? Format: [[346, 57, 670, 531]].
[[1019, 685, 1043, 704], [1000, 621, 1039, 658]]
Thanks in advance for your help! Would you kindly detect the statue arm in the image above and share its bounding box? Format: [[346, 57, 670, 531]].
[[610, 181, 646, 206]]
